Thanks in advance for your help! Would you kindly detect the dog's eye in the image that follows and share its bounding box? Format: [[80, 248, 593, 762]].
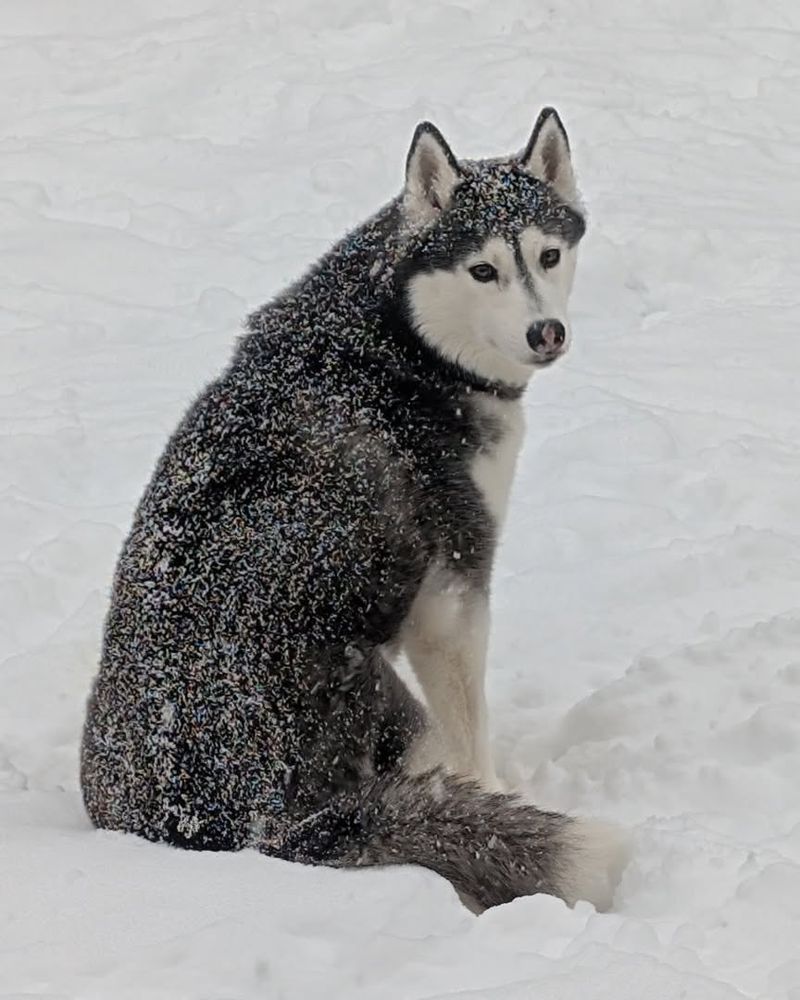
[[540, 248, 561, 269], [469, 263, 498, 283]]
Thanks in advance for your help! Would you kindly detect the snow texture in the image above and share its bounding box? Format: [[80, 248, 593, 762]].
[[1, 1, 799, 997]]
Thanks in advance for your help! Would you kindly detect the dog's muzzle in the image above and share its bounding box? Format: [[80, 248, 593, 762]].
[[526, 319, 566, 364]]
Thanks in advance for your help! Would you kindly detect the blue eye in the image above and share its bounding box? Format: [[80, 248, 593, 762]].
[[469, 263, 498, 283]]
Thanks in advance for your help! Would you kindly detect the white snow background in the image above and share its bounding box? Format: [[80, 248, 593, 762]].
[[2, 1, 799, 997]]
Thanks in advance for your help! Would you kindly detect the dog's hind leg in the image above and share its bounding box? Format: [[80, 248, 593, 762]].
[[402, 579, 499, 789]]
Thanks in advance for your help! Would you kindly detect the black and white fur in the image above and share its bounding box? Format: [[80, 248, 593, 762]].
[[81, 108, 625, 911]]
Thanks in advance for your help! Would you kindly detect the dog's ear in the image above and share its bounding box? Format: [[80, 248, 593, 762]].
[[521, 107, 577, 202], [404, 122, 461, 223]]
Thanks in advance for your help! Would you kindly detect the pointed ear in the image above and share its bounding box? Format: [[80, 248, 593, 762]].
[[521, 107, 577, 202], [404, 121, 462, 223]]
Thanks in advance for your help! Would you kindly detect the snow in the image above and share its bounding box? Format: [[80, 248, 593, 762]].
[[1, 0, 799, 996]]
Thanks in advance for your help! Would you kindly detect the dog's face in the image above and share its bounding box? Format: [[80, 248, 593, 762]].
[[404, 226, 580, 386], [400, 109, 585, 387]]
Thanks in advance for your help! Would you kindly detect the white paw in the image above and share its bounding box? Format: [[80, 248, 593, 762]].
[[557, 817, 632, 912]]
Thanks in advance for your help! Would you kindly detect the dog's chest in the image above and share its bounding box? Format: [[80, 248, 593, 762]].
[[468, 394, 525, 529]]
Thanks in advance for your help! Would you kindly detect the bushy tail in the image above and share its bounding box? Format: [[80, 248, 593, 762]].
[[275, 770, 627, 911]]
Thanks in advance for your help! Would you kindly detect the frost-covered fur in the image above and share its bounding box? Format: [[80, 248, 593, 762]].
[[80, 109, 619, 911]]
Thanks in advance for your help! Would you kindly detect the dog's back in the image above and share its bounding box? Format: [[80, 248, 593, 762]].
[[82, 324, 424, 842]]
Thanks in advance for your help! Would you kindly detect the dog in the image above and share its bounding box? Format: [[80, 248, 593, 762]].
[[81, 108, 623, 911]]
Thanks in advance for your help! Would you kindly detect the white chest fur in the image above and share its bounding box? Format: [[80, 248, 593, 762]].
[[469, 394, 525, 529]]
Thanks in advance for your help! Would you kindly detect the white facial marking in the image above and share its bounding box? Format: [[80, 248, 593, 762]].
[[406, 228, 578, 385], [517, 226, 577, 352]]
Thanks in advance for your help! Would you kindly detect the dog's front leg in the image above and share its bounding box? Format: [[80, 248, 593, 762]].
[[401, 581, 500, 790]]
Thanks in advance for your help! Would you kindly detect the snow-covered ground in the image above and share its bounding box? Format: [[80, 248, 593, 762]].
[[2, 1, 800, 997]]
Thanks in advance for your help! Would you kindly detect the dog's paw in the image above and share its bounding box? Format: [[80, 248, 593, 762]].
[[556, 817, 632, 912]]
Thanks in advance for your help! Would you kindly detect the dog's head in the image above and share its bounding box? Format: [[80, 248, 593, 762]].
[[397, 109, 586, 388]]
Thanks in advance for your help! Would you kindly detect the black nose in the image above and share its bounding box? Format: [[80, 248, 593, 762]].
[[527, 319, 566, 353]]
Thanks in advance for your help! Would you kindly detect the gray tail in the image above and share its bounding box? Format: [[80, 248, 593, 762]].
[[276, 770, 626, 911]]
